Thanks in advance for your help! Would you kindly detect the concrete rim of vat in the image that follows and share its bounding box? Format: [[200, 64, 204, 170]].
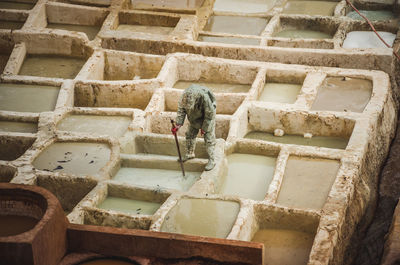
[[0, 183, 64, 239]]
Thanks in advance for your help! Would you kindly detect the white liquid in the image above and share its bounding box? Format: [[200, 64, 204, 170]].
[[277, 157, 340, 210], [198, 35, 260, 45], [219, 154, 276, 200], [98, 196, 161, 215], [0, 83, 59, 113], [252, 229, 315, 265], [0, 121, 37, 133], [204, 16, 267, 36], [117, 24, 174, 35], [283, 1, 337, 16], [342, 31, 396, 48], [259, 83, 301, 103], [57, 115, 131, 137], [346, 10, 396, 21], [213, 0, 275, 13], [161, 198, 240, 238], [113, 167, 201, 191], [33, 142, 111, 176], [311, 77, 372, 113], [174, 81, 250, 93]]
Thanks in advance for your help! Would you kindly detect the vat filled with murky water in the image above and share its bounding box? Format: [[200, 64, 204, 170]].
[[252, 229, 315, 265], [113, 166, 201, 192], [33, 142, 111, 176], [282, 0, 337, 16], [0, 1, 35, 10], [198, 35, 261, 45], [346, 10, 396, 21], [258, 83, 302, 103], [311, 77, 372, 112], [174, 81, 251, 93], [342, 31, 396, 48], [218, 153, 276, 200], [19, 55, 86, 79], [160, 198, 240, 238], [213, 0, 275, 13], [245, 131, 349, 149], [98, 196, 161, 215], [204, 16, 268, 35], [57, 114, 132, 137], [0, 121, 37, 133], [0, 83, 60, 113], [116, 12, 179, 35], [276, 156, 340, 210], [47, 24, 100, 40], [273, 29, 332, 39]]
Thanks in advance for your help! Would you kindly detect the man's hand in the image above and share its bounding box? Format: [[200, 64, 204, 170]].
[[171, 124, 181, 135], [200, 129, 205, 136]]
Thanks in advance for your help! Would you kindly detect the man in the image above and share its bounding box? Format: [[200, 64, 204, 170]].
[[171, 84, 216, 171]]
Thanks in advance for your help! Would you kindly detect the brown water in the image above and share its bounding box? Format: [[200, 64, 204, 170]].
[[204, 16, 267, 35], [117, 24, 174, 35], [57, 115, 131, 137], [274, 29, 332, 39], [0, 215, 38, 236], [198, 35, 260, 45], [0, 121, 37, 133], [219, 154, 276, 200], [33, 142, 111, 176], [47, 23, 100, 40], [0, 54, 9, 73], [252, 229, 315, 265], [259, 83, 301, 103], [0, 83, 60, 113], [0, 20, 24, 30], [174, 81, 250, 93], [245, 131, 349, 149], [19, 55, 85, 79], [79, 259, 135, 265], [311, 77, 372, 113], [0, 1, 34, 10], [114, 167, 201, 191], [283, 1, 337, 16], [161, 198, 240, 238], [98, 196, 161, 215], [276, 157, 340, 210]]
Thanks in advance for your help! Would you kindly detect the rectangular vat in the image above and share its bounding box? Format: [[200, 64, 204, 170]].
[[203, 16, 268, 36], [0, 135, 35, 161], [0, 1, 35, 10], [276, 156, 340, 210], [213, 0, 276, 13], [282, 0, 338, 16], [198, 35, 261, 46], [0, 121, 37, 134]]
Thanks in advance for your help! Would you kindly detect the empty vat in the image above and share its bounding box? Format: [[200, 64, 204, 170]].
[[0, 1, 34, 10], [311, 77, 372, 112], [276, 157, 340, 210], [273, 29, 332, 39], [0, 20, 24, 30], [47, 23, 100, 40], [0, 137, 35, 161], [204, 16, 268, 35], [33, 142, 111, 176], [98, 196, 161, 215], [0, 215, 38, 237], [57, 115, 131, 137], [0, 83, 59, 113], [219, 154, 276, 200], [342, 31, 396, 48], [117, 24, 174, 35], [245, 131, 349, 149], [198, 35, 260, 45], [282, 1, 337, 16], [0, 121, 37, 133], [252, 229, 314, 265], [213, 0, 275, 13], [160, 198, 240, 238], [174, 81, 250, 93], [113, 167, 201, 191], [259, 83, 301, 103], [19, 55, 86, 79], [346, 10, 396, 21]]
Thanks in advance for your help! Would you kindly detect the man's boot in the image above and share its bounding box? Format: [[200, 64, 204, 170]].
[[182, 138, 196, 162], [205, 144, 215, 171]]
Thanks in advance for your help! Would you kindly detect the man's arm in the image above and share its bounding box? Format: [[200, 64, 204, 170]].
[[176, 102, 186, 126], [201, 94, 216, 132]]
